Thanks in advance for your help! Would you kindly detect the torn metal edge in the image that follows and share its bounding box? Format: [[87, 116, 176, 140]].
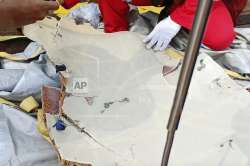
[[42, 73, 91, 166]]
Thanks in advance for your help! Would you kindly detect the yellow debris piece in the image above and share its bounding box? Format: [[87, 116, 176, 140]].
[[138, 6, 164, 14], [225, 69, 250, 81], [165, 48, 184, 59], [20, 96, 39, 113], [54, 3, 87, 17], [37, 109, 51, 142], [0, 46, 43, 61], [0, 36, 25, 42], [54, 2, 163, 17], [0, 98, 17, 107]]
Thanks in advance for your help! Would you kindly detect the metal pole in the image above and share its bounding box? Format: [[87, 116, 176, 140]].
[[161, 0, 213, 165]]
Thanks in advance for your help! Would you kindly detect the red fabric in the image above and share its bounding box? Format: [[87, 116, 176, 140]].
[[132, 0, 152, 6], [98, 0, 152, 33], [99, 0, 130, 33], [170, 0, 235, 50], [62, 0, 80, 9]]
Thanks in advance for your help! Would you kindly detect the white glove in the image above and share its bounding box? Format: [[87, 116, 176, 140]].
[[143, 16, 181, 51]]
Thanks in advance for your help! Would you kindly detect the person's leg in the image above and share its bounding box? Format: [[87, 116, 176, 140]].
[[98, 0, 130, 33], [202, 1, 235, 50], [171, 0, 235, 50]]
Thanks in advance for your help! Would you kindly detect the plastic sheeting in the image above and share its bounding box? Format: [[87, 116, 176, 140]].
[[69, 3, 101, 29], [0, 104, 58, 166], [0, 42, 60, 101], [214, 49, 250, 74], [204, 28, 250, 75], [0, 69, 24, 92]]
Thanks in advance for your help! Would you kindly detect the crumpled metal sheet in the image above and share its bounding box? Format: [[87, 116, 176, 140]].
[[0, 104, 58, 166]]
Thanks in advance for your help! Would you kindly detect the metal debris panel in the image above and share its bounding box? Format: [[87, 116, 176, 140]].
[[24, 18, 250, 166]]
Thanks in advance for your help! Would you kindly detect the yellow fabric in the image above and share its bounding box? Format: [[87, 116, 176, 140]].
[[20, 96, 39, 113], [54, 2, 162, 17], [138, 6, 163, 14], [0, 98, 17, 107], [0, 36, 25, 42], [54, 3, 86, 17], [0, 46, 42, 61], [37, 109, 51, 142], [165, 48, 183, 60], [225, 69, 250, 81]]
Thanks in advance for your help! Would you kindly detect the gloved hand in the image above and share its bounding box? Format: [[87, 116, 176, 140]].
[[143, 16, 181, 51], [69, 3, 101, 28]]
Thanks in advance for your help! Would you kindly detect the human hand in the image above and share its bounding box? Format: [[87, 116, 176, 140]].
[[0, 0, 59, 28]]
